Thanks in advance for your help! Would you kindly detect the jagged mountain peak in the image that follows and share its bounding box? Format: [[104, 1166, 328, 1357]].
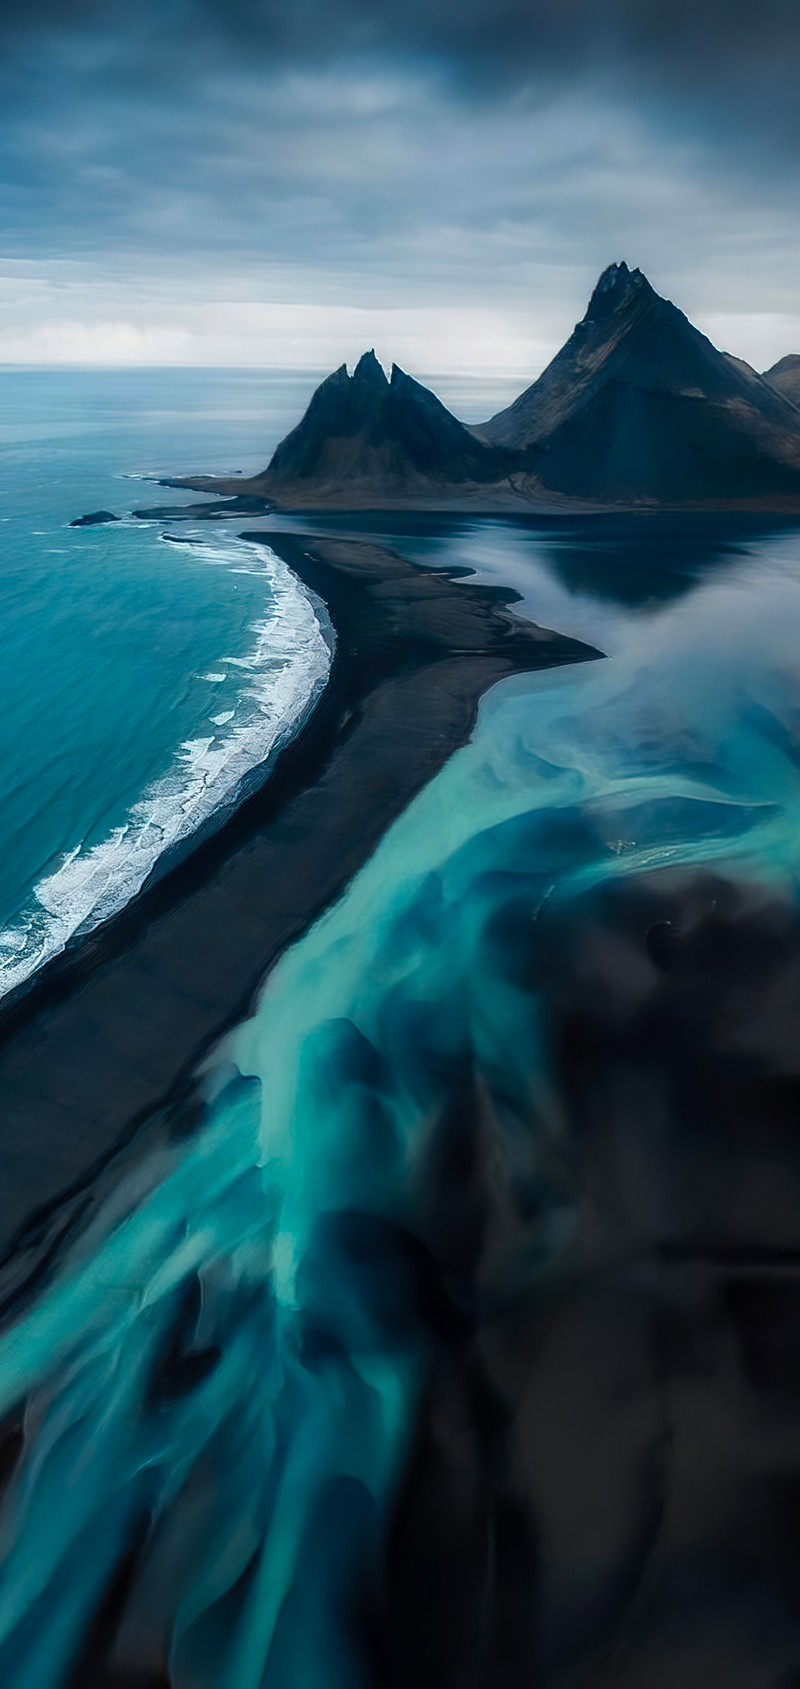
[[765, 354, 800, 376], [764, 353, 800, 408], [477, 262, 800, 502], [584, 260, 650, 321], [352, 348, 388, 386], [253, 270, 800, 510], [389, 363, 424, 392], [595, 258, 634, 287], [263, 351, 515, 498]]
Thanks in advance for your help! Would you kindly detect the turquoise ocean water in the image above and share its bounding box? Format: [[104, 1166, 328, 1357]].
[[1, 369, 800, 1681], [0, 368, 332, 996]]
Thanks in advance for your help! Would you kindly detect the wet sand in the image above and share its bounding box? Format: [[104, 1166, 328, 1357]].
[[0, 532, 600, 1300]]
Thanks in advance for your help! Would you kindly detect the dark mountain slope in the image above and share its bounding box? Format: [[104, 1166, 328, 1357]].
[[478, 263, 800, 505], [262, 350, 516, 502], [764, 355, 800, 409], [166, 269, 800, 512]]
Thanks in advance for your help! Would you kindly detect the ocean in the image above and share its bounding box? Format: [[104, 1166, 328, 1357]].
[[0, 368, 334, 997], [0, 366, 521, 1002], [1, 369, 800, 1682]]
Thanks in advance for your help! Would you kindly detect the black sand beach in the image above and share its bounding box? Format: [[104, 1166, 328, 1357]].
[[0, 532, 600, 1300]]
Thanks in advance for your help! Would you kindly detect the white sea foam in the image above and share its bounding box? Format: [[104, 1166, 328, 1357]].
[[0, 534, 333, 999]]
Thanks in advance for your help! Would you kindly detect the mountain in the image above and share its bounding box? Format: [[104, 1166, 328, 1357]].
[[764, 354, 800, 409], [169, 266, 800, 512], [260, 349, 516, 504], [476, 261, 800, 505]]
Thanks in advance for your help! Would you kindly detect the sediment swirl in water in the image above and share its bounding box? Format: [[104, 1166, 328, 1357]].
[[1, 531, 800, 1683]]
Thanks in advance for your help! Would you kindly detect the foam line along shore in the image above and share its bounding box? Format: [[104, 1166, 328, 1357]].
[[0, 529, 334, 1003], [0, 529, 599, 1282]]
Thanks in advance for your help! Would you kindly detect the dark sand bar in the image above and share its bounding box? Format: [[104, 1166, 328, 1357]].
[[0, 533, 600, 1294]]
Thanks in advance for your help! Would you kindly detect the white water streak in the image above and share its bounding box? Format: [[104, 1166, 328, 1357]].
[[0, 535, 333, 999]]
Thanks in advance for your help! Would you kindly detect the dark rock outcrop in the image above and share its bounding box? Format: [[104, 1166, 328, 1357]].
[[764, 353, 800, 409], [261, 350, 517, 503], [477, 262, 800, 505], [70, 510, 120, 527], [170, 267, 800, 512]]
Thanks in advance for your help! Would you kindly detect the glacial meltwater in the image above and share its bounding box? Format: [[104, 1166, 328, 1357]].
[[1, 379, 800, 1683]]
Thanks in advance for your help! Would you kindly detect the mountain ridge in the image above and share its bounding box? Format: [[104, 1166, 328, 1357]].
[[168, 265, 800, 512], [264, 346, 519, 501], [764, 354, 800, 409], [475, 261, 800, 503]]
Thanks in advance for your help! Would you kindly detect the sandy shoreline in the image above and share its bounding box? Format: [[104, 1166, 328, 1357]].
[[162, 474, 800, 517], [0, 530, 600, 1303]]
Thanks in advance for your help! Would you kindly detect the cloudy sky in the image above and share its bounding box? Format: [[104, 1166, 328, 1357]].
[[1, 0, 799, 378]]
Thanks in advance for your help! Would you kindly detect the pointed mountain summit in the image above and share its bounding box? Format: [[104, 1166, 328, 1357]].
[[263, 353, 515, 503], [172, 267, 800, 511], [478, 262, 800, 503], [764, 354, 800, 409]]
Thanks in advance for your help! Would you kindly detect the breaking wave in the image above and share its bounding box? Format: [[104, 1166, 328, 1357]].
[[0, 534, 333, 1000]]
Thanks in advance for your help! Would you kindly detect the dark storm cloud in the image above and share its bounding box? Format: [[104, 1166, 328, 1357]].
[[2, 0, 800, 116], [202, 0, 800, 109], [0, 0, 798, 367]]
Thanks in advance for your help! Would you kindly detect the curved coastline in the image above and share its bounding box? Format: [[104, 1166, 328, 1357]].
[[0, 530, 602, 1304], [0, 530, 333, 1003]]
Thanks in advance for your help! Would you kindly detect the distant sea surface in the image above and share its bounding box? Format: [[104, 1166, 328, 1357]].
[[0, 366, 524, 1000], [0, 368, 337, 998]]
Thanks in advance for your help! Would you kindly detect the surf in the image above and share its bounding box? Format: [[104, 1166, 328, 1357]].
[[0, 531, 333, 1000]]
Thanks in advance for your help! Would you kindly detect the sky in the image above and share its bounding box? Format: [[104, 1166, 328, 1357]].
[[1, 0, 799, 380]]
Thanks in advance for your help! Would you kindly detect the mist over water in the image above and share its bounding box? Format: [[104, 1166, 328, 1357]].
[[0, 509, 799, 1681]]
